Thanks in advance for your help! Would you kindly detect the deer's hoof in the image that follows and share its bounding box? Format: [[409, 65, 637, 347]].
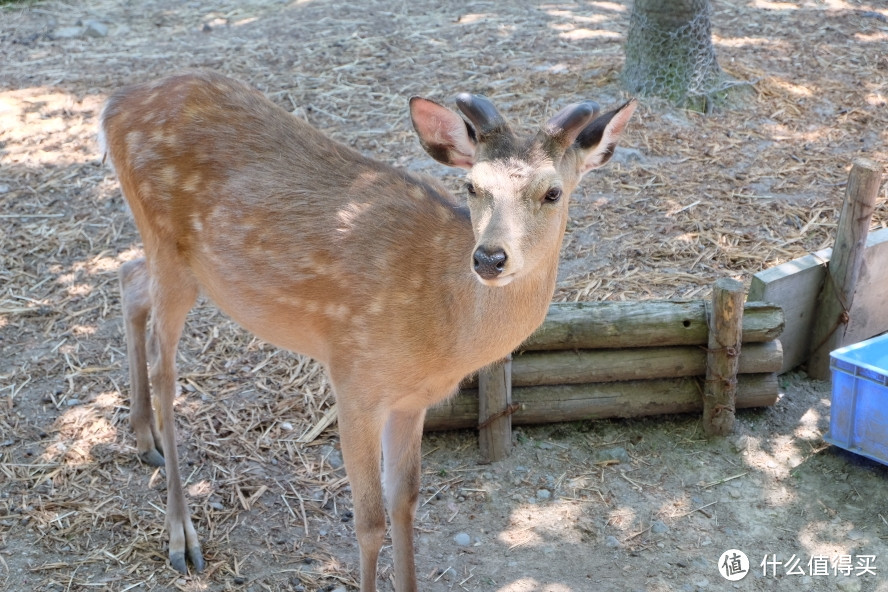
[[169, 551, 188, 574], [189, 544, 206, 572], [140, 448, 166, 467]]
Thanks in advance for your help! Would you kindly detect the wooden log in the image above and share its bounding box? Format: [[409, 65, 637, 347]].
[[749, 227, 888, 374], [702, 278, 745, 437], [808, 158, 884, 379], [478, 357, 513, 462], [462, 340, 782, 388], [425, 373, 779, 431], [521, 301, 783, 351]]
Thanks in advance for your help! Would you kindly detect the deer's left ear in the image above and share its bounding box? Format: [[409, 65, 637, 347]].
[[572, 99, 637, 173]]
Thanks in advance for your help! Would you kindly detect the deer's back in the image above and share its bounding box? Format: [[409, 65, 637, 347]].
[[102, 72, 480, 371]]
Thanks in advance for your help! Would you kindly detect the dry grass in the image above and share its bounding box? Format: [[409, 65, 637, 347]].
[[1, 0, 887, 590]]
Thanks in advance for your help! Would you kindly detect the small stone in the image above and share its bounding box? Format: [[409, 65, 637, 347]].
[[51, 26, 84, 39], [651, 520, 669, 534], [320, 445, 344, 470], [594, 447, 631, 464], [209, 501, 224, 511], [847, 530, 864, 541], [453, 532, 471, 546], [83, 20, 109, 37], [329, 586, 348, 592], [0, 184, 10, 194], [837, 579, 862, 592], [605, 535, 620, 548], [66, 398, 81, 406], [731, 435, 749, 452], [280, 421, 294, 431], [536, 489, 551, 500]]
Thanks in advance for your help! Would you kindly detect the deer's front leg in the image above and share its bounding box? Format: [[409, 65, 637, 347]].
[[382, 407, 425, 592], [336, 397, 386, 592]]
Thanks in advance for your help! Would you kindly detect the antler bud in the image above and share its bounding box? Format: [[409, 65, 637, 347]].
[[455, 93, 510, 140]]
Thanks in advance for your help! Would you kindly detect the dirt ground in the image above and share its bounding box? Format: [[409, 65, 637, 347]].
[[2, 0, 888, 591]]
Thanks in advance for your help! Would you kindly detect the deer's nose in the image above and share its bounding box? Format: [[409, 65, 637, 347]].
[[473, 246, 508, 280]]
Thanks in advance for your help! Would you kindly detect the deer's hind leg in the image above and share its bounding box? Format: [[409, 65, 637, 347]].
[[120, 258, 164, 467]]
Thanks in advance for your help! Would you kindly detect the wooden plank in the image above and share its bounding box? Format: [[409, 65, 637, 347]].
[[702, 278, 745, 436], [749, 226, 888, 373], [425, 374, 779, 431], [477, 357, 512, 462], [521, 301, 783, 351], [462, 340, 782, 387], [808, 159, 883, 379]]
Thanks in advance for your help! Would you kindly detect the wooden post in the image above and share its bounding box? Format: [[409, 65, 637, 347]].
[[703, 278, 745, 436], [478, 356, 513, 462], [808, 158, 883, 379]]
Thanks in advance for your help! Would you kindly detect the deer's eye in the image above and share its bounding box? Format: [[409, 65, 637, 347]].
[[466, 182, 477, 196], [544, 187, 563, 203]]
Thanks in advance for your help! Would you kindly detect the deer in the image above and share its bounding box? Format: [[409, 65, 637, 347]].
[[99, 70, 635, 592]]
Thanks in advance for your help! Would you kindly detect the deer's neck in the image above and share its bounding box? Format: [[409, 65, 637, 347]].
[[437, 214, 562, 378]]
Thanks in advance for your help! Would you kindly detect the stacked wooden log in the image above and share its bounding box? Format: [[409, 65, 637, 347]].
[[424, 300, 784, 432]]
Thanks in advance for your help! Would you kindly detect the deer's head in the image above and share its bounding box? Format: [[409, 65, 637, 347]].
[[410, 94, 636, 287]]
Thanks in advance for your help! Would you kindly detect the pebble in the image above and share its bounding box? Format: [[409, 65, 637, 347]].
[[536, 489, 551, 500], [66, 398, 81, 406], [51, 26, 84, 39], [731, 435, 750, 452], [280, 421, 294, 431], [83, 20, 109, 37], [453, 532, 471, 546], [651, 520, 669, 534], [0, 184, 10, 194], [837, 579, 862, 592], [605, 535, 620, 548], [319, 445, 344, 470], [594, 446, 631, 464]]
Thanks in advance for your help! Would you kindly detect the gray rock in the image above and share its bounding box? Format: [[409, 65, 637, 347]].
[[837, 579, 862, 592], [51, 26, 84, 40], [536, 489, 551, 500], [594, 446, 631, 465], [605, 535, 620, 548], [611, 147, 647, 166], [319, 445, 344, 470], [453, 532, 471, 546], [83, 20, 109, 38], [651, 520, 669, 534], [65, 398, 81, 406], [0, 184, 10, 194]]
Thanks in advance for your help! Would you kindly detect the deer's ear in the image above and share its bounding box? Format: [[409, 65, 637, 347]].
[[573, 99, 637, 173], [410, 97, 477, 169]]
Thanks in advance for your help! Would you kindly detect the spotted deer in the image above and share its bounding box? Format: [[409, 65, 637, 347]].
[[100, 71, 635, 591]]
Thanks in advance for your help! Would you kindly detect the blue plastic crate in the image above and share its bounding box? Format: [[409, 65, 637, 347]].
[[826, 333, 888, 467]]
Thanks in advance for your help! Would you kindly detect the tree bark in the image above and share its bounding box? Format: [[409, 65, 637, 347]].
[[521, 301, 783, 351], [425, 374, 779, 432], [622, 0, 724, 108]]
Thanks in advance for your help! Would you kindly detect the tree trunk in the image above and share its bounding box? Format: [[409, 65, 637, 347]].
[[622, 0, 725, 109]]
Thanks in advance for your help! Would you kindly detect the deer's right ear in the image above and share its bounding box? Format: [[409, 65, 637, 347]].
[[409, 97, 477, 169]]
